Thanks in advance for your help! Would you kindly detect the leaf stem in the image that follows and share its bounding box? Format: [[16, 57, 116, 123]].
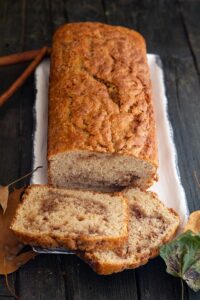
[[7, 166, 42, 187], [5, 272, 19, 300], [181, 278, 184, 300]]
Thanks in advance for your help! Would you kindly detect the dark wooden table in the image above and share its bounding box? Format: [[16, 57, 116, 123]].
[[0, 0, 200, 299]]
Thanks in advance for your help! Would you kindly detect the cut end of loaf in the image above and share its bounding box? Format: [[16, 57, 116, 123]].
[[10, 185, 128, 251], [80, 188, 180, 274], [48, 151, 157, 192]]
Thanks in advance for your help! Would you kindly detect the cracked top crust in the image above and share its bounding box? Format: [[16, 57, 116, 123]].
[[48, 22, 157, 164]]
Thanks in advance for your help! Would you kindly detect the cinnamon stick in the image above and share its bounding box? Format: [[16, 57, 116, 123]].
[[0, 46, 49, 107], [0, 48, 51, 66]]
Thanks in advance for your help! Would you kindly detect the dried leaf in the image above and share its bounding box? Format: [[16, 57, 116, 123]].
[[184, 211, 200, 234], [0, 185, 9, 214], [0, 188, 37, 275], [0, 166, 42, 214]]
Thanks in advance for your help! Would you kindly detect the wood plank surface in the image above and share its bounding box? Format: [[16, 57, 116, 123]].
[[17, 255, 65, 300], [66, 0, 106, 23], [103, 0, 138, 27], [179, 0, 200, 74], [62, 256, 138, 300], [0, 0, 200, 299], [48, 0, 67, 32], [0, 1, 25, 297]]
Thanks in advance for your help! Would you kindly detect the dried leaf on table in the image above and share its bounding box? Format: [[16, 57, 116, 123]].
[[0, 188, 37, 275], [0, 166, 42, 214], [0, 185, 9, 214], [184, 211, 200, 234]]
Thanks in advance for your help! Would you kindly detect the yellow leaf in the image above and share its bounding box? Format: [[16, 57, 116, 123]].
[[184, 211, 200, 234], [0, 186, 9, 214]]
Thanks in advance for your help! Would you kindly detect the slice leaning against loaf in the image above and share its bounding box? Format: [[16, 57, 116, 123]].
[[79, 188, 180, 274], [10, 185, 129, 251]]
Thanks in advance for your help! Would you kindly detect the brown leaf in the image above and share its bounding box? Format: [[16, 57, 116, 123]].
[[2, 251, 37, 274], [0, 188, 37, 275], [0, 186, 9, 214], [184, 211, 200, 234]]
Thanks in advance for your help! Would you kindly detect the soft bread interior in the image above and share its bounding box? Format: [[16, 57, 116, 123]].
[[11, 185, 128, 250], [80, 188, 180, 274], [49, 151, 156, 192]]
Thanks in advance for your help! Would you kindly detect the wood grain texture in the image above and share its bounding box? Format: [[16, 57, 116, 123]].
[[65, 0, 105, 22], [17, 255, 65, 300], [136, 257, 181, 300], [61, 256, 138, 300], [23, 0, 51, 49], [48, 0, 67, 32], [164, 57, 200, 212], [138, 1, 191, 57], [0, 276, 15, 299], [179, 0, 200, 74], [0, 0, 24, 296], [0, 0, 200, 299], [103, 0, 138, 27]]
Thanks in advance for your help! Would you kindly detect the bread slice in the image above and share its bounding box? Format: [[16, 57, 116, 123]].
[[48, 22, 158, 192], [79, 188, 180, 274], [10, 185, 128, 251]]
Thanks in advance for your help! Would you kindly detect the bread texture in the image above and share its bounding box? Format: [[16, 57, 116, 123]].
[[10, 185, 128, 251], [79, 188, 180, 274], [48, 22, 158, 192]]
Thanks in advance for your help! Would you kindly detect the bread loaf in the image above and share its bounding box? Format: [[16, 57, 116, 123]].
[[48, 22, 158, 192], [79, 188, 180, 274], [10, 185, 128, 251]]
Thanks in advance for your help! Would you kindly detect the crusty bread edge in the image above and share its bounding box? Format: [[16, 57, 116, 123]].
[[10, 185, 129, 251]]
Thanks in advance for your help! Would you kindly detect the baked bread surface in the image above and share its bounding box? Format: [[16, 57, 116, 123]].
[[79, 188, 180, 274], [48, 22, 158, 191], [10, 185, 129, 251]]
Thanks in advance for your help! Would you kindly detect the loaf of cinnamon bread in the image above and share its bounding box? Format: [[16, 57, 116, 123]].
[[48, 22, 158, 192]]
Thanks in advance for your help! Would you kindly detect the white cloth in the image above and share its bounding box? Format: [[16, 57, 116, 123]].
[[32, 55, 189, 229]]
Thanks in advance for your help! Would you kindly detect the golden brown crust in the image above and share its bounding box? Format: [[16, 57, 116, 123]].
[[12, 230, 128, 252], [78, 251, 150, 275], [48, 22, 158, 166], [10, 185, 129, 251]]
